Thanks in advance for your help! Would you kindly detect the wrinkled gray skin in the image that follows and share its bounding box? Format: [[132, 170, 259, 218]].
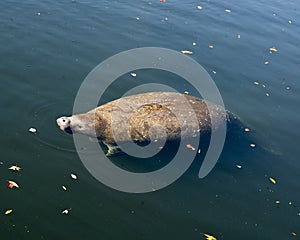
[[56, 92, 236, 156]]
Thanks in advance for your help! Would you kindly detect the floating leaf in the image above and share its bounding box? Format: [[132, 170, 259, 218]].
[[7, 180, 20, 189], [5, 209, 13, 215], [70, 173, 77, 180], [269, 177, 276, 184], [9, 165, 21, 171], [186, 144, 196, 151], [62, 208, 71, 215], [269, 47, 278, 52], [204, 233, 217, 240], [181, 50, 193, 55], [28, 127, 37, 133]]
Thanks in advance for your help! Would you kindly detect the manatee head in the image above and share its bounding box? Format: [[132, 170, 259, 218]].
[[56, 113, 100, 137]]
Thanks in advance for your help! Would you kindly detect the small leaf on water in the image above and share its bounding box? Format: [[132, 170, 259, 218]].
[[5, 209, 13, 215], [181, 50, 193, 55], [7, 180, 20, 189], [28, 127, 37, 133], [203, 233, 217, 240], [9, 165, 21, 171], [186, 144, 195, 151], [70, 173, 77, 180], [269, 177, 276, 184]]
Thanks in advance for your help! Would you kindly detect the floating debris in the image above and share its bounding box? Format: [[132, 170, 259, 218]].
[[160, 0, 166, 2], [196, 5, 203, 10], [135, 17, 140, 20], [130, 72, 137, 77], [9, 165, 21, 171], [275, 200, 280, 204], [269, 177, 276, 184], [62, 185, 67, 191], [291, 232, 297, 237], [264, 61, 269, 65], [181, 50, 193, 55], [254, 81, 259, 85], [269, 47, 278, 52], [37, 12, 41, 16], [28, 127, 37, 133], [62, 208, 71, 215], [225, 9, 231, 13], [203, 233, 217, 240], [237, 34, 241, 39], [262, 84, 266, 88], [288, 20, 292, 24], [5, 209, 13, 215], [286, 86, 291, 90], [208, 45, 214, 49], [7, 180, 20, 189], [70, 173, 77, 180], [236, 164, 242, 169], [186, 144, 196, 151], [244, 128, 250, 132], [192, 42, 197, 46], [265, 93, 270, 97], [250, 143, 256, 148], [198, 149, 201, 154], [184, 91, 189, 95], [212, 70, 217, 74]]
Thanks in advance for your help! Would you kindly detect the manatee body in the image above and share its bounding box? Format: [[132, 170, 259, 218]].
[[56, 92, 237, 155]]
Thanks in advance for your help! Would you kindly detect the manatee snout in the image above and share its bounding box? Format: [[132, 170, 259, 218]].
[[56, 116, 73, 134]]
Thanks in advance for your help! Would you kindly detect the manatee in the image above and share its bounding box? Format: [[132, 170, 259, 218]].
[[56, 92, 238, 156]]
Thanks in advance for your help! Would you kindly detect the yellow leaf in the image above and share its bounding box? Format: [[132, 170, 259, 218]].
[[5, 209, 13, 215], [269, 47, 278, 52], [269, 177, 276, 184], [204, 233, 217, 240]]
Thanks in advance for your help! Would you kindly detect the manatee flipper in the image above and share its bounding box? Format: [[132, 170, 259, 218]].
[[104, 143, 121, 156]]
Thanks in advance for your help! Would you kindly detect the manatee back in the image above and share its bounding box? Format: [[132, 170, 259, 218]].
[[94, 92, 233, 144]]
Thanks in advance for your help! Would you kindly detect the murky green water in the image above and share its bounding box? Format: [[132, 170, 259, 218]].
[[1, 0, 299, 239]]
